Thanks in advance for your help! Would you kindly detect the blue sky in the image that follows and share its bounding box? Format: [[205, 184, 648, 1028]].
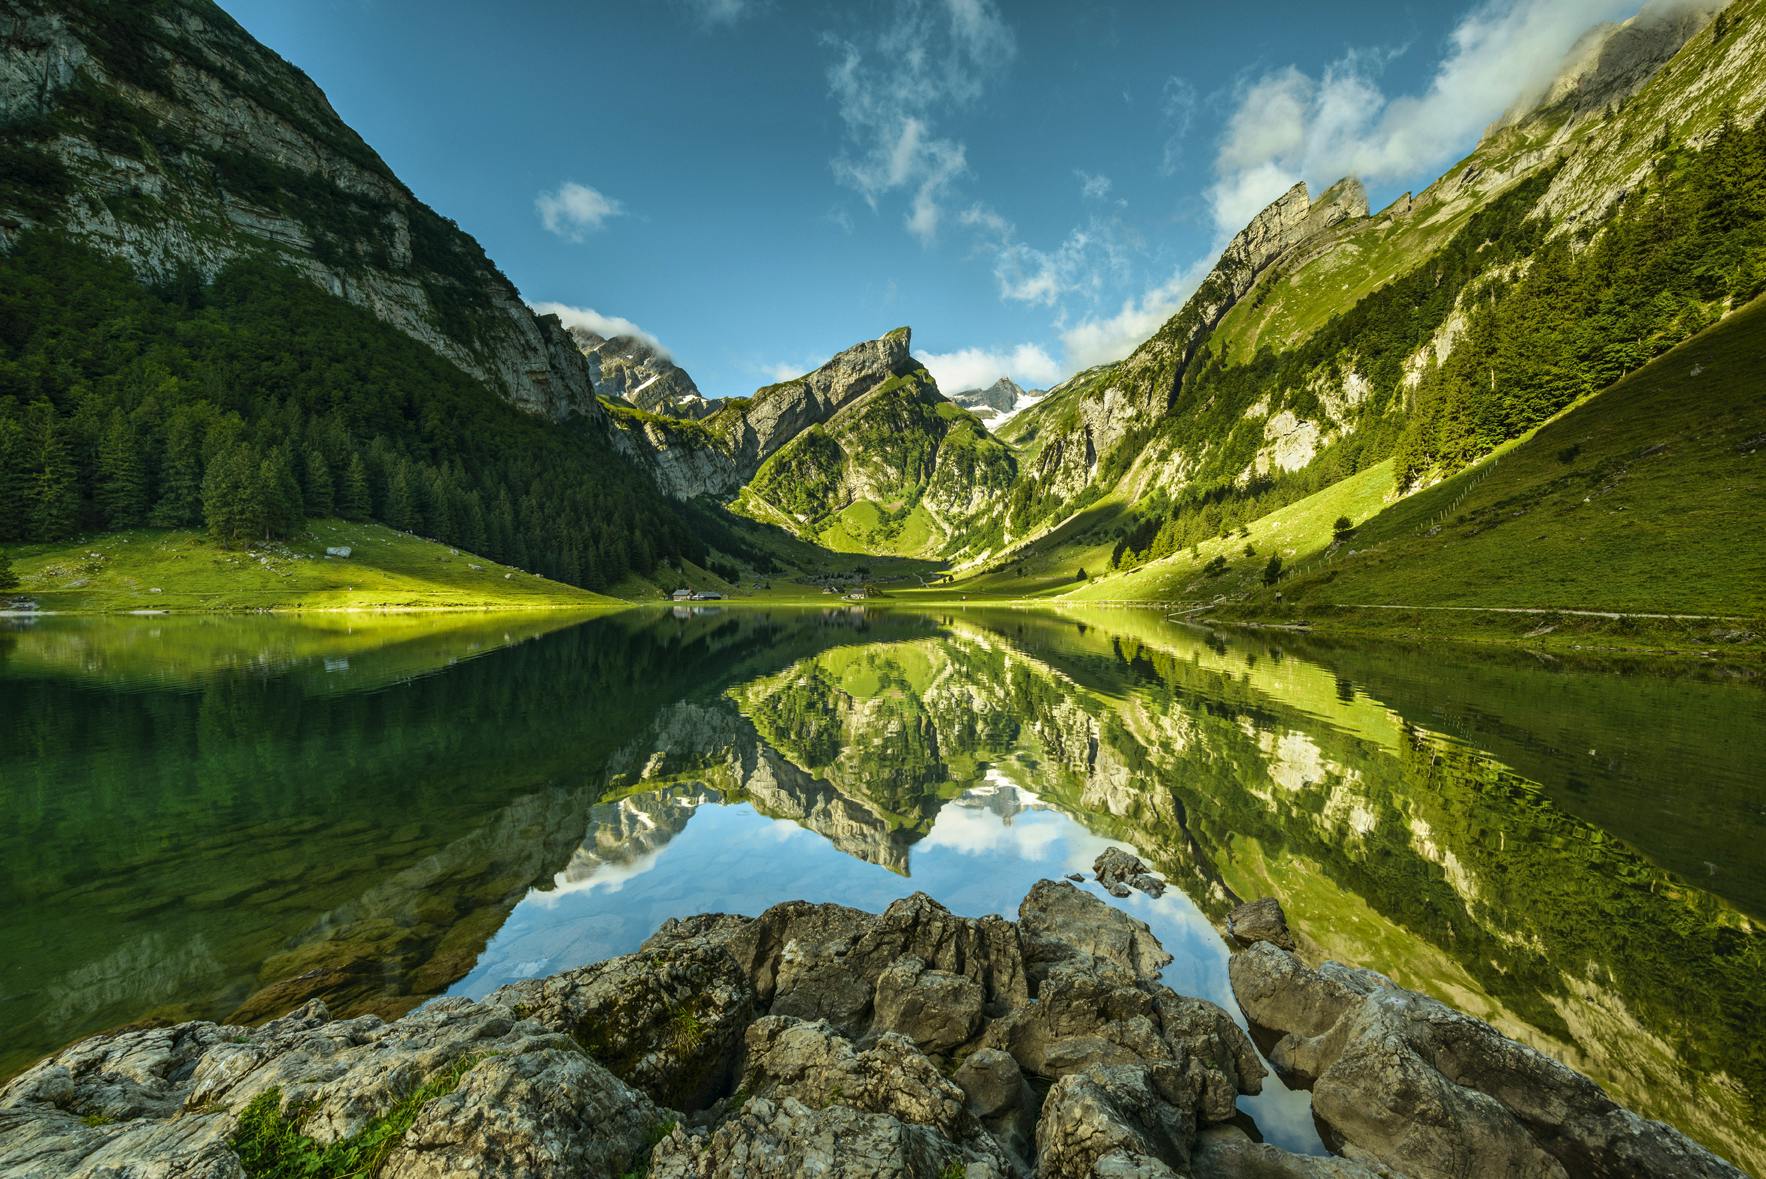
[[216, 0, 1641, 398]]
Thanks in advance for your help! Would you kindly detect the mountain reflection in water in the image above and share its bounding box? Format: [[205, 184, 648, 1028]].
[[0, 607, 1760, 1170]]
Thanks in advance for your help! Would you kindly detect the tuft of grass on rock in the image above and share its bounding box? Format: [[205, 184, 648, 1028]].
[[230, 1055, 482, 1178]]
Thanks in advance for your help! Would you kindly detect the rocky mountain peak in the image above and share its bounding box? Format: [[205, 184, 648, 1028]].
[[952, 377, 1027, 415], [1218, 176, 1367, 280], [613, 326, 931, 501], [567, 326, 713, 420]]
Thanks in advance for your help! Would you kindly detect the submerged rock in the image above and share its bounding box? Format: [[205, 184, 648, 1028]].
[[1229, 941, 1746, 1179], [1227, 896, 1297, 951]]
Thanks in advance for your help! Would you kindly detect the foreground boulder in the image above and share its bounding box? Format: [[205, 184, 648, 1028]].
[[0, 998, 664, 1179], [1229, 941, 1746, 1179]]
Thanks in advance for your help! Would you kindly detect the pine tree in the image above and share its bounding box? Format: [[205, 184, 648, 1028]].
[[302, 446, 334, 517], [261, 447, 305, 539], [96, 412, 148, 528], [384, 461, 419, 532], [424, 467, 454, 540], [338, 452, 371, 521], [202, 443, 265, 546], [0, 546, 18, 591], [150, 409, 205, 527], [0, 417, 30, 542], [32, 425, 79, 542], [459, 490, 488, 555]]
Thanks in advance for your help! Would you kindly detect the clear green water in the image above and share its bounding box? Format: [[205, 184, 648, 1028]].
[[1, 607, 1761, 1169]]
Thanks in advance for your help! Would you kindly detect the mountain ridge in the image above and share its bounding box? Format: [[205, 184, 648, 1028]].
[[0, 0, 602, 423]]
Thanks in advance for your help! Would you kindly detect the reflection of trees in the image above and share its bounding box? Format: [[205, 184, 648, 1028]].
[[0, 610, 899, 1077]]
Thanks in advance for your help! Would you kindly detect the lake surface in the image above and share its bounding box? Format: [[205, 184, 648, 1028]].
[[2, 607, 1762, 1170]]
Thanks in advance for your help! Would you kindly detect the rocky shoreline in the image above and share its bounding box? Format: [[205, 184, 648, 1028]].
[[0, 854, 1743, 1178]]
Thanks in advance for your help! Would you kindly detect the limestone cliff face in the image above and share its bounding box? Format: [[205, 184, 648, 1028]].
[[570, 327, 714, 420], [0, 0, 596, 421], [614, 328, 919, 501], [1020, 178, 1368, 514]]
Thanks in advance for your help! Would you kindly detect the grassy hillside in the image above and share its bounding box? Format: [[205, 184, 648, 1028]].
[[4, 520, 615, 612], [1269, 296, 1766, 617]]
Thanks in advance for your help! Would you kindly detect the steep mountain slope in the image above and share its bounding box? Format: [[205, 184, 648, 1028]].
[[741, 363, 1016, 557], [568, 327, 714, 419], [1070, 293, 1766, 631], [0, 0, 593, 419], [1003, 177, 1368, 530], [1268, 295, 1766, 619], [0, 0, 708, 592]]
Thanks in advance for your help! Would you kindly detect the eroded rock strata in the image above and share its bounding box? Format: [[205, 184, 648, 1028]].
[[0, 885, 1739, 1178]]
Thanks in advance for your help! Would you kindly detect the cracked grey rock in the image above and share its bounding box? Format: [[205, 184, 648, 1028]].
[[1230, 942, 1745, 1179]]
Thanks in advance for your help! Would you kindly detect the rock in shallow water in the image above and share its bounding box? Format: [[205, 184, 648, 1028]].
[[1093, 847, 1168, 898], [1227, 896, 1297, 951]]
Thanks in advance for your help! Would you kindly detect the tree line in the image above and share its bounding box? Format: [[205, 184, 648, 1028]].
[[0, 235, 716, 588], [1395, 111, 1766, 486]]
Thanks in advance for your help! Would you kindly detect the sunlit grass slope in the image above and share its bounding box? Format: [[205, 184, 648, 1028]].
[[1272, 297, 1766, 618], [5, 519, 617, 613]]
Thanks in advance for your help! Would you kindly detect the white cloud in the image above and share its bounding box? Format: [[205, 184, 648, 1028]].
[[1159, 76, 1198, 175], [960, 203, 1128, 308], [1076, 171, 1113, 201], [1206, 0, 1642, 234], [921, 343, 1062, 394], [1059, 254, 1213, 371], [823, 0, 1016, 243], [535, 181, 623, 241], [757, 358, 817, 384], [530, 302, 670, 358]]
